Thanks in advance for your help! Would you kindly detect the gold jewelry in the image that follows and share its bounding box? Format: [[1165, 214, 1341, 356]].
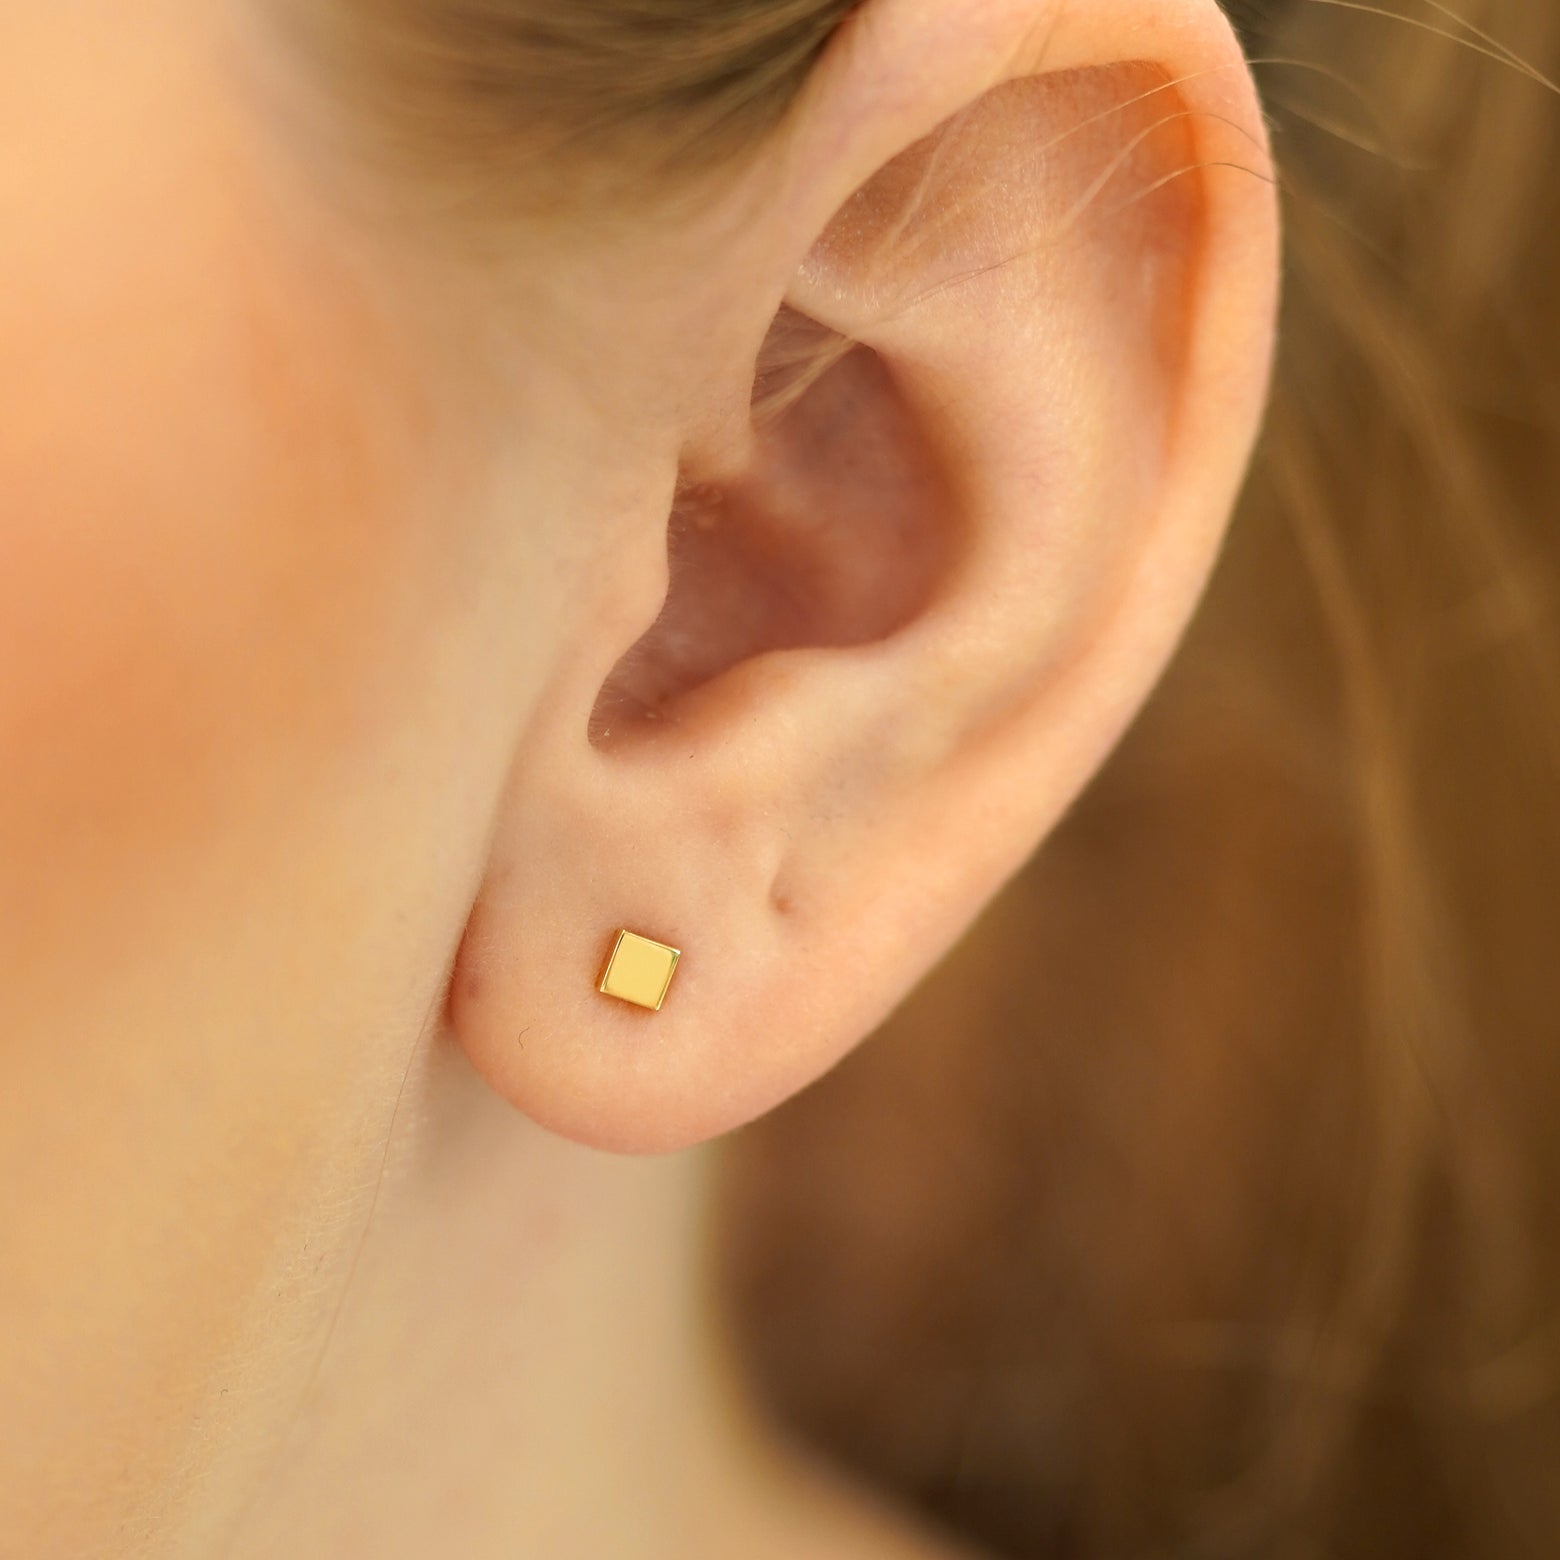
[[596, 929, 681, 1012]]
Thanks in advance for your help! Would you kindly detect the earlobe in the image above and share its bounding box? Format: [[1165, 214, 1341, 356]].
[[446, 0, 1278, 1156]]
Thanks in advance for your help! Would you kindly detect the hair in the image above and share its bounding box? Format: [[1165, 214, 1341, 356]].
[[306, 2, 1560, 1554], [269, 0, 858, 221]]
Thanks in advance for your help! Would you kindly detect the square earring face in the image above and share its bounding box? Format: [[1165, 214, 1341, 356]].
[[596, 930, 681, 1012]]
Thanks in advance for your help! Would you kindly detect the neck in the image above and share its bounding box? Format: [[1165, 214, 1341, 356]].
[[222, 1044, 961, 1560], [226, 1042, 760, 1559]]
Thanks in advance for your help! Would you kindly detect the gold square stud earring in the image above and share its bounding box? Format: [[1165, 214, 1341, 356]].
[[596, 929, 681, 1012]]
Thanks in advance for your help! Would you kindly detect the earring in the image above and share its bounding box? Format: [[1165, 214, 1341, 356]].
[[597, 929, 681, 1012]]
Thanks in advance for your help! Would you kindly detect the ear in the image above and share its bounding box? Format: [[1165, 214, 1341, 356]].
[[448, 0, 1279, 1154]]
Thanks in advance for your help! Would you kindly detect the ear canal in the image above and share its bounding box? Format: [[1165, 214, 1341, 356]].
[[589, 304, 961, 751]]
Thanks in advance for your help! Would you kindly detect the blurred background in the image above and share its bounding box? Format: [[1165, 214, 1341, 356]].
[[717, 3, 1560, 1555]]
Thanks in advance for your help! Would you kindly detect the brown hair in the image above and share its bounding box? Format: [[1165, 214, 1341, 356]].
[[268, 0, 857, 217], [308, 2, 1560, 1553], [724, 5, 1560, 1556]]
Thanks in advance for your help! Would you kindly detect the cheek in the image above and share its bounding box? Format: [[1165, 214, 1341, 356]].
[[0, 103, 432, 954], [0, 27, 497, 1536]]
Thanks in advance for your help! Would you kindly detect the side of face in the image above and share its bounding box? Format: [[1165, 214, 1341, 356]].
[[0, 0, 1278, 1551], [0, 3, 614, 1547]]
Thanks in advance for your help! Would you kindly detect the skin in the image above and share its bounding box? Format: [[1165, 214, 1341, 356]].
[[0, 0, 1277, 1555]]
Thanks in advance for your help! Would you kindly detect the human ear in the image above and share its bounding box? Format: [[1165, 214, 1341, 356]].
[[448, 0, 1279, 1154]]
